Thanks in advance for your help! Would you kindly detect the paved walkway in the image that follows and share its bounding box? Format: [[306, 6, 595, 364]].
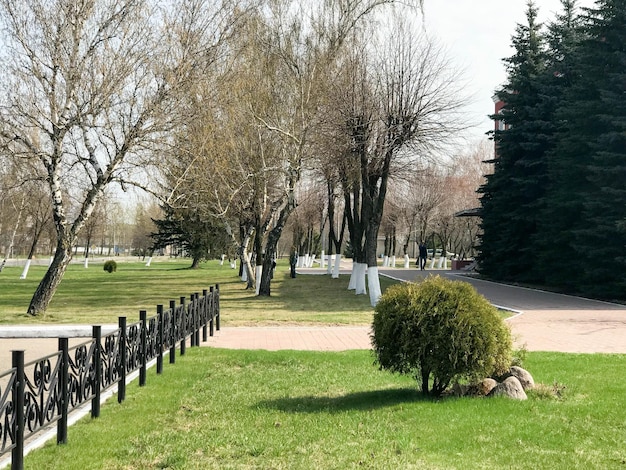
[[2, 268, 626, 370]]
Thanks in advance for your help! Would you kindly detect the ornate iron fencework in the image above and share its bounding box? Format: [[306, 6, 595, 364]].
[[0, 285, 220, 470]]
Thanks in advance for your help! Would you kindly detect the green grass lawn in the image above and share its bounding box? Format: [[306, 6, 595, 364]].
[[0, 258, 394, 325], [3, 257, 625, 469], [22, 348, 626, 469]]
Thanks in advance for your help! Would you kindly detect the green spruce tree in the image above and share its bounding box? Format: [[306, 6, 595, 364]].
[[532, 0, 585, 284], [543, 0, 626, 297], [478, 1, 548, 282]]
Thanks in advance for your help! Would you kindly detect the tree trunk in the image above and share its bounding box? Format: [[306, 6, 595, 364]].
[[27, 238, 73, 315]]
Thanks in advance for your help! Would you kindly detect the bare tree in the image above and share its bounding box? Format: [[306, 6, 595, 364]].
[[0, 0, 243, 315], [336, 16, 469, 305]]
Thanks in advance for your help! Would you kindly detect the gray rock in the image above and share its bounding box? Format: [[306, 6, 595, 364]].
[[488, 376, 527, 400], [510, 366, 535, 391], [479, 378, 498, 396]]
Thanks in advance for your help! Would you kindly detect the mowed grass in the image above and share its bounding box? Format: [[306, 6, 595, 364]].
[[4, 257, 626, 468], [22, 348, 626, 469], [0, 258, 395, 325]]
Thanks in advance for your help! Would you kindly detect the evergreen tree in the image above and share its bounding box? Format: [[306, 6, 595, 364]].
[[543, 0, 626, 297], [478, 1, 548, 282], [151, 205, 230, 269], [532, 0, 585, 284]]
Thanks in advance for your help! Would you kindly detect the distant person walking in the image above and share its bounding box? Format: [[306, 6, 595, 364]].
[[418, 242, 428, 270], [289, 251, 298, 278]]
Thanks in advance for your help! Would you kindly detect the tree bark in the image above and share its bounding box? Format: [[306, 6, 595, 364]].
[[27, 238, 73, 316]]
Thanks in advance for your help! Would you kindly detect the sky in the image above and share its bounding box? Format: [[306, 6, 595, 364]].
[[421, 0, 596, 145]]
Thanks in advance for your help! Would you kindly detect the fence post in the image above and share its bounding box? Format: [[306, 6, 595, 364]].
[[180, 296, 186, 356], [157, 305, 164, 374], [58, 338, 69, 444], [190, 294, 196, 347], [12, 350, 24, 470], [215, 284, 221, 331], [118, 317, 127, 404], [92, 326, 101, 418], [169, 300, 176, 364], [194, 293, 200, 346], [140, 310, 147, 387], [202, 289, 208, 342], [209, 286, 215, 337]]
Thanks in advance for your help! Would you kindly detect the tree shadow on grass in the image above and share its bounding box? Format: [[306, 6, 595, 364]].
[[256, 387, 431, 414]]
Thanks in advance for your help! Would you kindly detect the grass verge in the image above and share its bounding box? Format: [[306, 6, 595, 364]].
[[0, 259, 396, 325], [23, 348, 626, 469]]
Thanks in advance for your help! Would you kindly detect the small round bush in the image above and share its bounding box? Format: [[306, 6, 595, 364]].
[[103, 260, 117, 273], [372, 276, 512, 397]]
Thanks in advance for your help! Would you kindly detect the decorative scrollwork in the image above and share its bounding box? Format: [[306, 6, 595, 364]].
[[22, 354, 61, 437], [67, 341, 97, 409], [0, 369, 16, 454], [146, 316, 158, 362], [126, 322, 141, 373], [101, 330, 121, 390]]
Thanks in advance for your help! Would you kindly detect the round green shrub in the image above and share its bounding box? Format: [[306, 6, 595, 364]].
[[372, 276, 512, 397], [103, 260, 117, 273]]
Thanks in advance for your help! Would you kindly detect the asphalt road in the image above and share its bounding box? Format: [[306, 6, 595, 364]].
[[380, 269, 626, 311]]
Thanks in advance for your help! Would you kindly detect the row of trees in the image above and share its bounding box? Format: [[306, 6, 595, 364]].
[[0, 0, 477, 315], [479, 0, 626, 299], [163, 2, 473, 305]]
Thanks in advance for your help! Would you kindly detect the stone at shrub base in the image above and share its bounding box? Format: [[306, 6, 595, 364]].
[[509, 366, 535, 390], [488, 376, 528, 400], [479, 378, 498, 396]]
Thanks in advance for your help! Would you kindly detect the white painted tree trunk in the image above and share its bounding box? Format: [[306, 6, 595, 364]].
[[383, 256, 389, 267], [391, 255, 396, 268], [327, 254, 333, 275], [145, 256, 152, 267], [20, 259, 32, 279], [438, 256, 445, 268], [255, 265, 263, 295], [242, 266, 248, 282], [430, 257, 436, 269], [355, 262, 367, 295], [348, 262, 356, 289], [220, 254, 225, 266], [309, 254, 316, 267], [230, 260, 236, 269], [321, 250, 325, 268], [332, 254, 341, 279], [84, 257, 89, 268], [367, 266, 382, 306], [404, 254, 410, 268]]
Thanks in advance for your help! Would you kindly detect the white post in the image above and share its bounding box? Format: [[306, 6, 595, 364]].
[[20, 259, 32, 279], [404, 254, 410, 268]]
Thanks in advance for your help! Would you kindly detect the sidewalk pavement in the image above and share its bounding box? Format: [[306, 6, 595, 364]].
[[2, 268, 626, 370]]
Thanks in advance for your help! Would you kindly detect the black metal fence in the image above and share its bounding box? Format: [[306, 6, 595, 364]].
[[0, 285, 220, 470]]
